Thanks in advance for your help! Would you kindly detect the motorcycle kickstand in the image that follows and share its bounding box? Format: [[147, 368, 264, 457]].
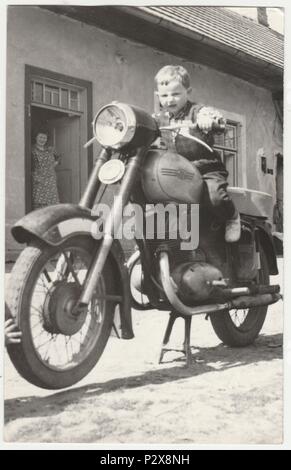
[[159, 311, 193, 367], [183, 315, 193, 367]]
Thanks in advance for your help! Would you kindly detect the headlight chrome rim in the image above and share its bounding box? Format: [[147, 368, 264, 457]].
[[98, 159, 126, 185], [93, 102, 137, 150]]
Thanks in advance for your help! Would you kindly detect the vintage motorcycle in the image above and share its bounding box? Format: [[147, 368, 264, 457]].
[[6, 101, 281, 389]]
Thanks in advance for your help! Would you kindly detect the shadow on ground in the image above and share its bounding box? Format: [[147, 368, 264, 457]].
[[5, 332, 282, 424]]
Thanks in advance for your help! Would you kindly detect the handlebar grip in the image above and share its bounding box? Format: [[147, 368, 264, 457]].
[[211, 117, 226, 132]]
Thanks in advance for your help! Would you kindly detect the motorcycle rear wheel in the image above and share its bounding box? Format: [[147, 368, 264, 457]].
[[210, 248, 269, 347], [6, 235, 115, 389]]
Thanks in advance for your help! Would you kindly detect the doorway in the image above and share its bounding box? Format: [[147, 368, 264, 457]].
[[31, 107, 81, 203], [25, 65, 93, 212]]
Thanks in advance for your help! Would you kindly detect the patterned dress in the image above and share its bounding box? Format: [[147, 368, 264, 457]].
[[31, 145, 60, 209]]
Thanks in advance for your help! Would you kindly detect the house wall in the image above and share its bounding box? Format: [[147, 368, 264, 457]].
[[6, 6, 283, 256]]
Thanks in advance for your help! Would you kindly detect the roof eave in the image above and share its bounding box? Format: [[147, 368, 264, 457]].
[[120, 6, 283, 81], [41, 5, 283, 93]]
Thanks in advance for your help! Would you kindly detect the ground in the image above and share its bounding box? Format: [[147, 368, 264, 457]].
[[4, 260, 283, 445]]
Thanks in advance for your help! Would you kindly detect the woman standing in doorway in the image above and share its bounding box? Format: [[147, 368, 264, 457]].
[[31, 128, 61, 209]]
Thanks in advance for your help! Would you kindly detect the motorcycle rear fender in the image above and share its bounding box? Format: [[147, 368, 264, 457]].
[[12, 204, 134, 339], [256, 223, 278, 275], [240, 215, 278, 276]]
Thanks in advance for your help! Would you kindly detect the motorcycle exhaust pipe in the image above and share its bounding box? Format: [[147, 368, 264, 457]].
[[229, 293, 281, 309], [207, 283, 280, 298], [159, 251, 282, 317]]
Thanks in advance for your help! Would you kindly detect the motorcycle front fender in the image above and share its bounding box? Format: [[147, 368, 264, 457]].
[[12, 204, 134, 339]]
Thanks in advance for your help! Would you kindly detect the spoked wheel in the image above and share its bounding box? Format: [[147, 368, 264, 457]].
[[210, 248, 269, 346], [6, 235, 115, 389]]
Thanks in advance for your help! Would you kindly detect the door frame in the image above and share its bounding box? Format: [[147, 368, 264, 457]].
[[25, 65, 93, 213]]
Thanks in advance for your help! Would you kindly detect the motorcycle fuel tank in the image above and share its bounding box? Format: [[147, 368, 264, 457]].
[[141, 149, 203, 204]]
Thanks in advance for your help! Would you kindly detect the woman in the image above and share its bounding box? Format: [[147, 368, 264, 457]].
[[31, 128, 61, 209]]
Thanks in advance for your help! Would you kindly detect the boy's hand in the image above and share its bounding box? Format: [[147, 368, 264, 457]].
[[197, 106, 225, 133], [5, 318, 22, 345], [197, 114, 214, 133]]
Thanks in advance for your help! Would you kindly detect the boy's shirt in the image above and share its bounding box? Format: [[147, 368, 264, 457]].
[[165, 100, 226, 175]]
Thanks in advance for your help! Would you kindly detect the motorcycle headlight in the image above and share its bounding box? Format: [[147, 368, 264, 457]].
[[93, 103, 136, 150], [93, 102, 158, 150]]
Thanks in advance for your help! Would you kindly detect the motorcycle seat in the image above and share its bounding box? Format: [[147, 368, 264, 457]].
[[228, 187, 273, 219]]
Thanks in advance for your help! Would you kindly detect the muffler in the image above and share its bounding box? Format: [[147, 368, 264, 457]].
[[208, 283, 280, 298], [229, 293, 281, 309]]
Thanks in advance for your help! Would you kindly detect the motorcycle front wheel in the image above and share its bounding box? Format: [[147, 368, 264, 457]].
[[210, 247, 270, 347], [6, 235, 116, 389]]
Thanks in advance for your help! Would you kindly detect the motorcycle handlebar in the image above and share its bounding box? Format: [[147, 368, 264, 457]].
[[159, 118, 225, 132]]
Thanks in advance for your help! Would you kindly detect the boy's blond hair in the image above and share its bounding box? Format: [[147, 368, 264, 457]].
[[155, 65, 191, 90]]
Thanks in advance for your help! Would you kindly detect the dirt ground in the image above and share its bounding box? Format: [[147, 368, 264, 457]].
[[4, 259, 283, 445]]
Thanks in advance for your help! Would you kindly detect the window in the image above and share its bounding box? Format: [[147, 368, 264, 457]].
[[31, 79, 81, 113], [213, 122, 238, 186], [45, 85, 60, 106], [69, 90, 79, 111]]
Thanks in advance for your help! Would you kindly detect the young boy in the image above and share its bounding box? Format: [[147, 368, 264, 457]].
[[154, 65, 241, 243]]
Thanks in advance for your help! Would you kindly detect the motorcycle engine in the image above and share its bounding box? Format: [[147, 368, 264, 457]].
[[171, 261, 223, 304], [133, 203, 228, 304]]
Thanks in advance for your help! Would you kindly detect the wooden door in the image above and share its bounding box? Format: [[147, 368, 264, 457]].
[[47, 116, 81, 203]]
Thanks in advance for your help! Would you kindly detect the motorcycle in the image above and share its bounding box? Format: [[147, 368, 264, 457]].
[[6, 101, 281, 389]]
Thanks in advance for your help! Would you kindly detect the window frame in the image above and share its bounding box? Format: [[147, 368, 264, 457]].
[[213, 120, 239, 186], [212, 109, 246, 188], [30, 77, 83, 115]]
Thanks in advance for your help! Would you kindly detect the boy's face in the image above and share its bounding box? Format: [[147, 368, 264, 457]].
[[157, 80, 192, 116]]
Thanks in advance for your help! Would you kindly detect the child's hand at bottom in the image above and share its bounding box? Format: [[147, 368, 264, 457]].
[[5, 318, 22, 345]]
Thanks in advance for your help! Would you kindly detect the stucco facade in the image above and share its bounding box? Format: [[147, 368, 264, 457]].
[[6, 6, 283, 257]]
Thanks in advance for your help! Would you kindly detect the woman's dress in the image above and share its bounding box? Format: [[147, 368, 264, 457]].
[[31, 145, 60, 209]]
